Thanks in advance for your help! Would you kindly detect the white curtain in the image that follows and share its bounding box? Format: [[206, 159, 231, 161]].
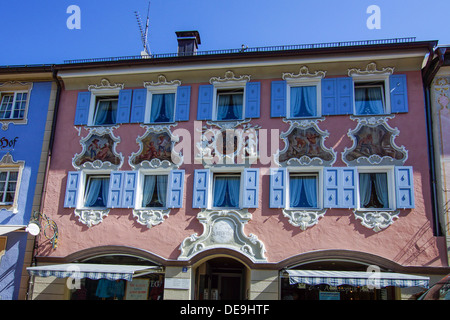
[[217, 94, 243, 120], [290, 86, 317, 118], [156, 175, 168, 207], [374, 173, 388, 208], [84, 177, 109, 207], [355, 87, 384, 115], [359, 173, 372, 208], [150, 93, 175, 123], [142, 175, 168, 207], [359, 173, 388, 208], [94, 100, 117, 125], [142, 175, 156, 207]]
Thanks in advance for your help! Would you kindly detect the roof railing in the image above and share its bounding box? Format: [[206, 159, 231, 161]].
[[62, 37, 417, 64]]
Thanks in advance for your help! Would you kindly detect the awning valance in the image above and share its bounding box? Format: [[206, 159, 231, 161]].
[[27, 263, 163, 282], [0, 225, 26, 235], [285, 270, 429, 288]]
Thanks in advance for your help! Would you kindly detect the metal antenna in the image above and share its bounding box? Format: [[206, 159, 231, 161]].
[[134, 1, 151, 56]]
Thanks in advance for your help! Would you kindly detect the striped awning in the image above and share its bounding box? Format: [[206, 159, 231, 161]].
[[286, 270, 429, 288], [27, 263, 163, 282]]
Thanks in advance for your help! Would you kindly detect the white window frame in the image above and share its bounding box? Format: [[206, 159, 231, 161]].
[[82, 173, 111, 209], [0, 91, 29, 120], [212, 81, 246, 122], [0, 82, 32, 128], [286, 78, 322, 119], [73, 170, 111, 209], [207, 167, 244, 210], [212, 172, 242, 209], [286, 167, 322, 210], [87, 89, 120, 127], [0, 153, 25, 213], [136, 169, 171, 210], [144, 85, 178, 124], [0, 169, 20, 207], [356, 166, 395, 211], [352, 74, 391, 116]]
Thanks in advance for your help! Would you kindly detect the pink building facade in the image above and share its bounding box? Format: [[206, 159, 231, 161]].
[[27, 36, 449, 300]]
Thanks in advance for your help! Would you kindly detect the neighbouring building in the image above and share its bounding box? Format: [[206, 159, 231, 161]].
[[0, 65, 57, 300], [423, 46, 450, 267], [26, 34, 450, 300]]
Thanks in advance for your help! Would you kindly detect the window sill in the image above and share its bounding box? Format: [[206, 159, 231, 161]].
[[0, 204, 18, 213], [282, 208, 327, 231], [0, 118, 28, 130], [353, 209, 399, 232]]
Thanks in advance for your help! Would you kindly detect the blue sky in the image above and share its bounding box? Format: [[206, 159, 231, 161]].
[[0, 0, 449, 65]]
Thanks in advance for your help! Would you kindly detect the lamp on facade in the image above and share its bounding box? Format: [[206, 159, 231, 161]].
[[26, 211, 58, 249]]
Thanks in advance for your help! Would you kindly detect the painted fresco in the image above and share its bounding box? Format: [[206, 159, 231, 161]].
[[345, 124, 405, 162], [131, 132, 173, 165], [74, 134, 121, 166], [278, 127, 333, 163]]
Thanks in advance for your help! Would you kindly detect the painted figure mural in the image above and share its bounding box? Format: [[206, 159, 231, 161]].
[[278, 127, 333, 163], [75, 134, 121, 167], [345, 124, 405, 162], [132, 132, 173, 165]]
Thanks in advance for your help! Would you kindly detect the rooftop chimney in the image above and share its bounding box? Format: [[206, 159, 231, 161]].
[[176, 31, 201, 56]]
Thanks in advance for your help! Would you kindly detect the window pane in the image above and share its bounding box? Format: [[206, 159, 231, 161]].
[[213, 175, 240, 208], [359, 172, 388, 208], [8, 171, 18, 181], [0, 95, 13, 119], [150, 93, 175, 123], [142, 175, 168, 208], [289, 175, 317, 208], [290, 86, 317, 118], [216, 92, 243, 121], [355, 85, 385, 115], [93, 98, 118, 125], [0, 172, 7, 182], [4, 192, 14, 203], [84, 177, 109, 207]]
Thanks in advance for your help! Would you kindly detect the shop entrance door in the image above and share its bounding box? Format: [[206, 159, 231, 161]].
[[196, 257, 247, 300]]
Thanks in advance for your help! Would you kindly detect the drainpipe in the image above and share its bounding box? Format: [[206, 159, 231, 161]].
[[423, 47, 445, 237]]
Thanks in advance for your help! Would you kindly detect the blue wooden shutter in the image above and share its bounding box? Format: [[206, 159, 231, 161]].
[[390, 74, 408, 113], [269, 168, 286, 208], [74, 92, 91, 125], [192, 169, 210, 208], [243, 168, 259, 208], [116, 89, 132, 123], [323, 168, 339, 208], [107, 171, 124, 208], [270, 81, 286, 117], [395, 166, 415, 208], [245, 82, 261, 118], [321, 79, 337, 116], [175, 86, 191, 121], [167, 170, 185, 208], [121, 171, 137, 208], [130, 89, 147, 123], [340, 168, 357, 208], [197, 85, 213, 120], [64, 171, 81, 208], [336, 78, 353, 115]]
